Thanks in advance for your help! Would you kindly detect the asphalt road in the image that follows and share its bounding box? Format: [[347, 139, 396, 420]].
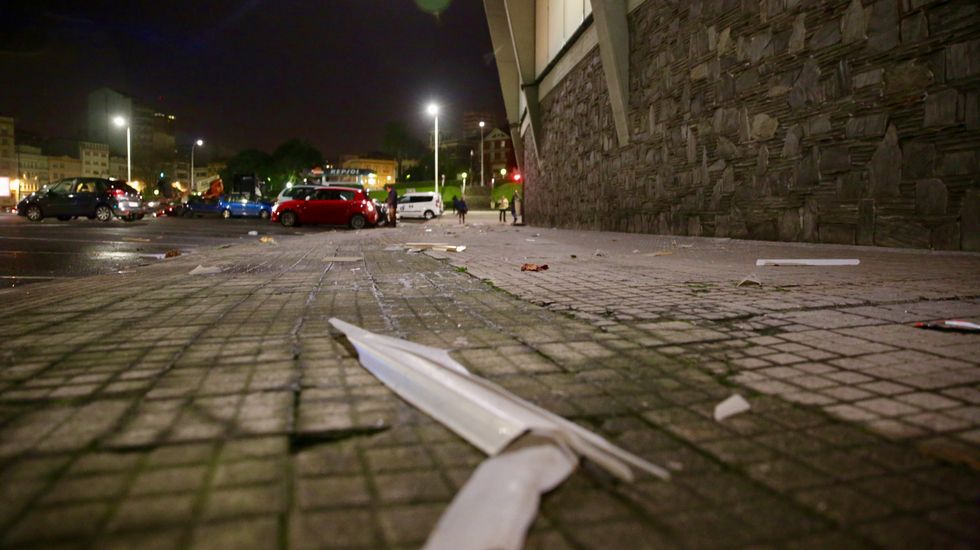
[[0, 212, 368, 288]]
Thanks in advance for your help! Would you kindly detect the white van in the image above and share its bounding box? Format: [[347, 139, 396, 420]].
[[397, 192, 443, 220]]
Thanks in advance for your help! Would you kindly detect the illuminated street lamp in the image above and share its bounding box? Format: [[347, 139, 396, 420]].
[[112, 116, 131, 182], [190, 139, 204, 194], [426, 103, 439, 196], [479, 121, 485, 188]]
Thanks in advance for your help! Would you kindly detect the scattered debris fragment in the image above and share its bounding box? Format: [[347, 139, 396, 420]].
[[329, 318, 669, 550], [217, 244, 233, 249], [914, 320, 980, 333], [323, 256, 363, 262], [756, 258, 859, 266], [259, 236, 276, 244], [117, 270, 133, 274], [737, 274, 762, 287], [189, 265, 222, 275], [632, 249, 639, 254], [570, 254, 577, 259], [645, 250, 674, 257], [676, 244, 694, 249], [593, 249, 605, 257], [714, 394, 751, 421], [521, 263, 549, 272], [425, 228, 433, 232], [402, 243, 466, 252], [164, 249, 181, 258], [247, 230, 258, 236], [426, 443, 576, 550]]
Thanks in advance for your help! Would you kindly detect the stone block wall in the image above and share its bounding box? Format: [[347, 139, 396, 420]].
[[524, 0, 980, 250]]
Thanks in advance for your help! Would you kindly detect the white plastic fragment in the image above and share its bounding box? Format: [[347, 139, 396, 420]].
[[424, 444, 577, 550], [189, 265, 222, 275], [714, 394, 751, 421], [247, 230, 258, 236], [737, 274, 761, 287], [756, 258, 860, 266], [329, 318, 669, 482]]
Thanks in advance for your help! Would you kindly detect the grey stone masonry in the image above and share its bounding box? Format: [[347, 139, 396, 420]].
[[524, 0, 980, 251]]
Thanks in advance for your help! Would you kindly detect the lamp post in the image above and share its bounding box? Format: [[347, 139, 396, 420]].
[[112, 116, 131, 182], [478, 121, 485, 188], [190, 139, 204, 194], [426, 103, 439, 196]]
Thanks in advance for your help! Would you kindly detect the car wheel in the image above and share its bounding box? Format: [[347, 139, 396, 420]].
[[280, 211, 298, 227], [25, 205, 43, 222], [423, 210, 435, 220], [349, 214, 366, 230], [259, 209, 270, 220], [222, 209, 232, 219], [57, 215, 71, 221], [95, 205, 113, 222]]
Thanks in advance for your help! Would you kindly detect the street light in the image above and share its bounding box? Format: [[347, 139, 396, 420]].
[[112, 116, 131, 182], [191, 139, 204, 194], [478, 121, 485, 188], [426, 102, 439, 197]]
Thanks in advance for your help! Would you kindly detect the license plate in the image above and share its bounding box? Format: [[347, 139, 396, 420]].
[[128, 201, 139, 207]]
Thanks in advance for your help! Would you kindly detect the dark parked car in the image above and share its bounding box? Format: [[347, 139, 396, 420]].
[[17, 178, 143, 222], [181, 195, 224, 217], [271, 187, 378, 229]]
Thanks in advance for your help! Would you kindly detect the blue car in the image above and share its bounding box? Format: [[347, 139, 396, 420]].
[[220, 193, 273, 219], [181, 194, 273, 219]]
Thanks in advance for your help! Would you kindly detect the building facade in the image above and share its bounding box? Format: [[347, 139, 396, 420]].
[[485, 0, 980, 251], [48, 156, 82, 183], [79, 141, 110, 177], [0, 117, 16, 206], [15, 145, 47, 194], [341, 157, 397, 189]]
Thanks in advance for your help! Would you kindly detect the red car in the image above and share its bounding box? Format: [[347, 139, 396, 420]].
[[271, 187, 378, 229]]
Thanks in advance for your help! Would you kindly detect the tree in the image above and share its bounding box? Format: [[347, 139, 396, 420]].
[[382, 122, 423, 180], [271, 139, 323, 185], [221, 149, 273, 189]]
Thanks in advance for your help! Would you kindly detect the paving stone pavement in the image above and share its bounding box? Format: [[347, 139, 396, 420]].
[[0, 216, 978, 549]]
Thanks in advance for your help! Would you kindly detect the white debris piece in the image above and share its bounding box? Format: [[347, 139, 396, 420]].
[[330, 318, 670, 550], [737, 274, 761, 287], [756, 258, 860, 266], [189, 265, 222, 275], [424, 444, 576, 550], [714, 394, 751, 421], [247, 230, 258, 236]]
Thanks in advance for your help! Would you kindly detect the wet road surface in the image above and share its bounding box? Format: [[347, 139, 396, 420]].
[[0, 213, 367, 288]]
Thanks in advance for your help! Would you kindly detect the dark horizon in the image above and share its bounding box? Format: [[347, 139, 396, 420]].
[[0, 0, 507, 160]]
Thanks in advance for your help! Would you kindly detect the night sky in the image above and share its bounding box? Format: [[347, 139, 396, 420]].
[[0, 0, 505, 159]]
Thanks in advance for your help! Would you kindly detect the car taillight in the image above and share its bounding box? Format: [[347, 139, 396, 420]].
[[110, 188, 126, 198]]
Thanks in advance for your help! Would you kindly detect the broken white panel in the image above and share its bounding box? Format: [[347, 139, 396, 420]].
[[189, 265, 222, 275], [756, 259, 860, 266], [329, 318, 669, 482], [424, 443, 577, 550], [714, 394, 751, 421]]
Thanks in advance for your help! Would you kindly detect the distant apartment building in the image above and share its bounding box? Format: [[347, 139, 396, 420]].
[[48, 156, 82, 183], [15, 144, 47, 194], [88, 88, 174, 184], [483, 127, 515, 176], [79, 141, 110, 177], [109, 156, 127, 180]]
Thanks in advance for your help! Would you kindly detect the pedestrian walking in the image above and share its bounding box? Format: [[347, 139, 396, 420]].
[[457, 197, 468, 224], [450, 195, 458, 214], [510, 191, 521, 224], [385, 185, 398, 227], [498, 195, 509, 223]]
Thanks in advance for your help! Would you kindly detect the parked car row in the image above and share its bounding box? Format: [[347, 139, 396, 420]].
[[16, 177, 445, 230]]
